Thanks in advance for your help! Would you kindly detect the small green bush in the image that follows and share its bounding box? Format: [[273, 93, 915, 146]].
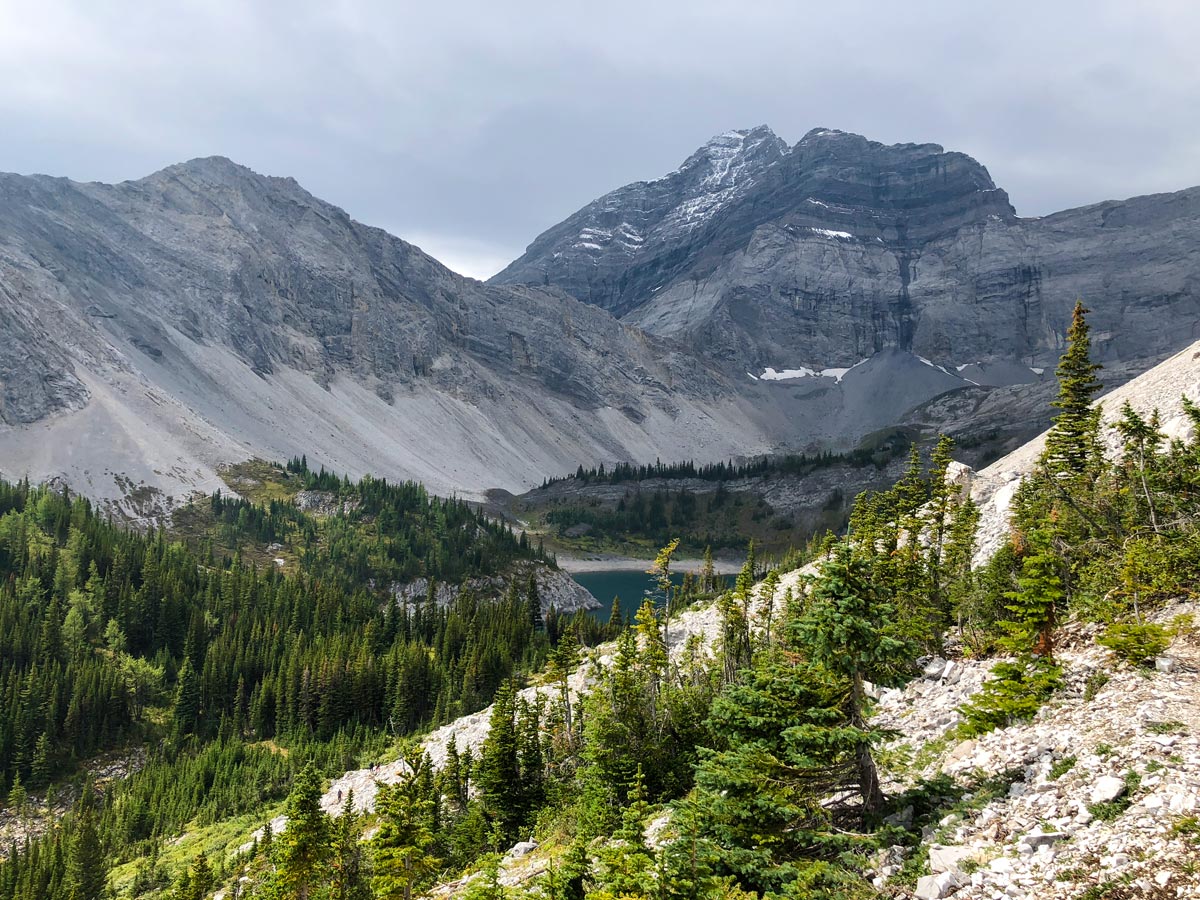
[[1049, 755, 1076, 780], [958, 656, 1063, 737], [1096, 623, 1170, 666], [1174, 815, 1200, 838]]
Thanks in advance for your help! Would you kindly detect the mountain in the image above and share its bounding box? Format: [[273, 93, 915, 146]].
[[494, 127, 1200, 381], [0, 158, 816, 512], [3, 133, 1198, 515]]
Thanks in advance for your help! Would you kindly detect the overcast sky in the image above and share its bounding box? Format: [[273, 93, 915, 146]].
[[1, 1, 1196, 278]]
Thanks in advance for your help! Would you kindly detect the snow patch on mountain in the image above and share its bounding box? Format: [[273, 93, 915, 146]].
[[757, 359, 869, 383]]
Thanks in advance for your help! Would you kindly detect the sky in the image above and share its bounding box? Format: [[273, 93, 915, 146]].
[[1, 1, 1197, 279]]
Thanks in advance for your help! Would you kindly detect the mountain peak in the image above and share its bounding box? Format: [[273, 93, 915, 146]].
[[799, 126, 848, 141], [146, 155, 256, 182], [676, 125, 787, 175]]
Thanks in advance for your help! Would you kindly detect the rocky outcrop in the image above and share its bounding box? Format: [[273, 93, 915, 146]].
[[871, 603, 1200, 899], [391, 562, 598, 615]]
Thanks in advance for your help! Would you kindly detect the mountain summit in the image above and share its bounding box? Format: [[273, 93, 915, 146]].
[[494, 127, 1199, 378]]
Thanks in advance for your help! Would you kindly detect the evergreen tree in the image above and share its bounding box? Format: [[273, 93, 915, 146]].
[[605, 595, 623, 636], [526, 573, 543, 631], [7, 774, 26, 818], [793, 545, 910, 814], [1043, 300, 1104, 478], [173, 657, 201, 738], [273, 763, 331, 900], [30, 733, 52, 789], [688, 655, 862, 893], [331, 792, 370, 900], [372, 770, 439, 900], [476, 681, 523, 842], [1000, 530, 1064, 659], [700, 546, 716, 594], [66, 808, 106, 900], [590, 767, 655, 897]]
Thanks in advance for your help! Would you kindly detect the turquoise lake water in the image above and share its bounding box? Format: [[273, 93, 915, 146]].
[[570, 569, 684, 622]]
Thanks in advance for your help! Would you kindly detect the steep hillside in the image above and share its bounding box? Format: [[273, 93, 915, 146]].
[[0, 160, 793, 511], [967, 338, 1200, 563]]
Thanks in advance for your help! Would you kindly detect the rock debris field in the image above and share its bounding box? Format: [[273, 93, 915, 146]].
[[873, 601, 1200, 900]]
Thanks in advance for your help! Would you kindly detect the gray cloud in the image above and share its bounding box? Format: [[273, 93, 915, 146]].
[[1, 0, 1196, 277]]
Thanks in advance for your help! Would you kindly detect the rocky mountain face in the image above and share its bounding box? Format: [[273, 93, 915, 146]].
[[0, 158, 817, 510], [495, 128, 1200, 381]]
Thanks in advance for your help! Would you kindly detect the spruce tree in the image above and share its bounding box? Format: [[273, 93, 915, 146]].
[[1043, 300, 1104, 478], [526, 573, 543, 631], [30, 733, 52, 789], [1000, 530, 1064, 659], [331, 791, 369, 900], [274, 763, 331, 900], [372, 772, 438, 900], [592, 767, 656, 897], [476, 681, 523, 842], [793, 545, 909, 814], [688, 655, 861, 893], [606, 595, 623, 636], [700, 545, 716, 594], [172, 657, 201, 738], [66, 808, 106, 900]]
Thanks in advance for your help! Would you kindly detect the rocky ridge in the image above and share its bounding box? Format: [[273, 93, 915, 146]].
[[966, 338, 1200, 566], [496, 128, 1200, 382], [0, 158, 810, 510]]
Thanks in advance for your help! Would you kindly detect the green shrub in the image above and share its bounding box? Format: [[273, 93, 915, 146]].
[[958, 656, 1063, 737], [1174, 815, 1200, 838], [1049, 755, 1077, 780], [1096, 623, 1170, 666]]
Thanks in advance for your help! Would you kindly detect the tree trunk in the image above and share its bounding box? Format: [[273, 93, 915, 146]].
[[852, 674, 885, 815], [857, 738, 885, 816]]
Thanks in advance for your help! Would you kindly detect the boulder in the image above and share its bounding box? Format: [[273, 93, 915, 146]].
[[1090, 775, 1127, 805], [507, 840, 538, 859], [928, 845, 977, 873], [944, 739, 978, 766], [1022, 829, 1068, 849], [924, 657, 949, 679], [915, 870, 963, 899]]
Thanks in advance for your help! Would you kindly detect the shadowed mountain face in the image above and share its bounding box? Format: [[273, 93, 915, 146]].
[[493, 127, 1200, 377]]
